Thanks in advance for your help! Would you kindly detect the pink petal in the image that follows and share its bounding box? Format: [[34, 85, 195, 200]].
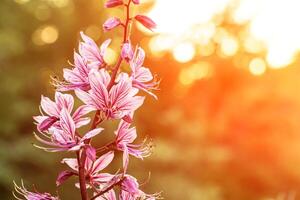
[[81, 128, 104, 141], [75, 90, 98, 109], [100, 39, 112, 57], [74, 52, 89, 77], [63, 68, 85, 84], [79, 32, 104, 66], [86, 145, 97, 161], [109, 73, 132, 106], [93, 173, 115, 183], [61, 158, 79, 171], [59, 108, 76, 137], [56, 170, 77, 186], [41, 95, 59, 117], [55, 92, 74, 113], [89, 70, 110, 108], [92, 151, 114, 173], [73, 105, 95, 127], [122, 145, 129, 173], [133, 47, 145, 69], [37, 116, 58, 132], [135, 67, 153, 82]]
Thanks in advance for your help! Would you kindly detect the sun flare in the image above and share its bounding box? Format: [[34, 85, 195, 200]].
[[146, 0, 300, 69]]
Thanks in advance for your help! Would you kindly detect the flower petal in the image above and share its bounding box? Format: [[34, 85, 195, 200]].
[[61, 158, 79, 171], [92, 151, 114, 174]]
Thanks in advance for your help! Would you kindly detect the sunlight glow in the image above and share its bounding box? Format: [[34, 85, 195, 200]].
[[32, 25, 59, 45], [173, 42, 195, 63], [220, 37, 239, 57], [249, 58, 266, 76], [148, 0, 300, 69], [148, 0, 231, 36], [179, 62, 213, 85]]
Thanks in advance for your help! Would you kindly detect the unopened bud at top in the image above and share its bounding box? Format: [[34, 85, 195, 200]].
[[103, 17, 121, 32], [132, 0, 140, 4], [105, 0, 123, 8], [121, 42, 134, 62], [135, 15, 156, 31]]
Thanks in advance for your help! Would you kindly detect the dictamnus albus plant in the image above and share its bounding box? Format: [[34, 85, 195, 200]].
[[13, 0, 161, 199]]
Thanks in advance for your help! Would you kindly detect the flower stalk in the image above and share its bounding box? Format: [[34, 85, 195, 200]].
[[14, 0, 160, 199]]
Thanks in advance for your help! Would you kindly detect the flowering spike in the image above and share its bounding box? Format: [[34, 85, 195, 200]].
[[104, 0, 123, 8], [18, 0, 161, 199], [135, 15, 157, 31], [103, 17, 121, 32]]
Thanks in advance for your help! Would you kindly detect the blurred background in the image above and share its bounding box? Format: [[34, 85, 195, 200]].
[[1, 0, 300, 199]]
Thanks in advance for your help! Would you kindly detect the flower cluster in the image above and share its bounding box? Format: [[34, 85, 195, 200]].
[[14, 0, 160, 199]]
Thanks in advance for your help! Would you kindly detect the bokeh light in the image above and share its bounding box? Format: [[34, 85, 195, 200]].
[[172, 42, 195, 63], [249, 57, 266, 76]]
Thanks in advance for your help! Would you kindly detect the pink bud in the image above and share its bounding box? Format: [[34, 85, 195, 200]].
[[135, 15, 156, 31], [103, 17, 121, 32], [121, 42, 134, 62], [105, 0, 123, 8], [132, 0, 140, 4]]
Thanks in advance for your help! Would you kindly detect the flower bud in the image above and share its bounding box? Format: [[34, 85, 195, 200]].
[[105, 0, 123, 8], [121, 42, 134, 62], [132, 0, 140, 4], [103, 17, 121, 32], [135, 15, 156, 31]]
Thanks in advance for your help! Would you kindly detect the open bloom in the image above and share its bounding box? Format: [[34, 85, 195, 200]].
[[130, 47, 159, 99], [79, 32, 111, 68], [75, 69, 144, 122], [55, 52, 98, 91], [62, 151, 115, 187], [120, 175, 160, 200], [34, 107, 103, 152], [33, 92, 93, 132], [13, 181, 59, 200], [115, 120, 151, 171]]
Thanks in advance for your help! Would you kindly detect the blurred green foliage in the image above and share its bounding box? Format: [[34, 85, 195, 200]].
[[2, 0, 300, 200]]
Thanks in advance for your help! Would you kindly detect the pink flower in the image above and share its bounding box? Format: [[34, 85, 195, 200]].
[[75, 69, 144, 122], [103, 17, 121, 32], [56, 52, 98, 91], [34, 108, 103, 152], [132, 0, 140, 5], [104, 0, 123, 8], [121, 42, 134, 62], [33, 92, 93, 132], [120, 175, 160, 200], [115, 120, 151, 171], [62, 151, 115, 187], [79, 32, 111, 68], [130, 47, 159, 99], [135, 15, 156, 31], [13, 181, 59, 200]]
